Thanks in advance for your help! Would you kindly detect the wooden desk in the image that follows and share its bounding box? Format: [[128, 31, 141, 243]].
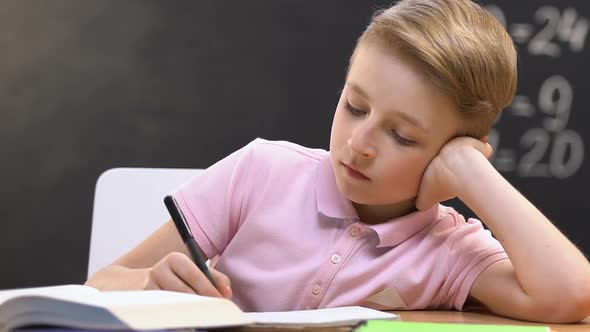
[[226, 311, 589, 331], [394, 311, 590, 332]]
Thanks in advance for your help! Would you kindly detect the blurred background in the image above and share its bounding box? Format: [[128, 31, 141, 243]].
[[0, 0, 588, 289]]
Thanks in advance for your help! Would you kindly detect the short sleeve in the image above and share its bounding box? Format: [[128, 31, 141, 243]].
[[440, 216, 508, 310], [172, 140, 256, 259]]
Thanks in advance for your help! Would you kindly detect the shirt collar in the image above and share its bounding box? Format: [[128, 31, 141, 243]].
[[315, 153, 441, 248], [368, 204, 440, 248]]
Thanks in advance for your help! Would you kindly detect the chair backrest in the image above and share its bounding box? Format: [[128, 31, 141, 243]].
[[87, 167, 201, 278]]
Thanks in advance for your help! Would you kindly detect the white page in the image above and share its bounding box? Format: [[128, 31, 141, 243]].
[[0, 287, 219, 308], [246, 306, 397, 325], [91, 290, 220, 307], [0, 285, 98, 304]]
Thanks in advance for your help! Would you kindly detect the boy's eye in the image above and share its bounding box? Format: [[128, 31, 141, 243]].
[[391, 130, 416, 147], [344, 100, 416, 147], [344, 101, 366, 116]]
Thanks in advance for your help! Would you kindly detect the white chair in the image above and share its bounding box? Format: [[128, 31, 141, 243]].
[[87, 167, 202, 278]]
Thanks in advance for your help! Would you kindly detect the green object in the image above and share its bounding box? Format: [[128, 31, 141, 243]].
[[355, 320, 549, 332]]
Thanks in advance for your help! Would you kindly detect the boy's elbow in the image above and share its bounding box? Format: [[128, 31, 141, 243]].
[[568, 284, 590, 322], [539, 284, 590, 323], [565, 277, 590, 322], [555, 292, 590, 323]]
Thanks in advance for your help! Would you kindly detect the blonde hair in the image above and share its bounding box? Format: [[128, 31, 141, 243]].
[[356, 0, 517, 137]]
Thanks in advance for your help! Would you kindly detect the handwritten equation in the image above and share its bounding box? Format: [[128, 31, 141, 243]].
[[486, 5, 589, 57], [483, 4, 587, 179]]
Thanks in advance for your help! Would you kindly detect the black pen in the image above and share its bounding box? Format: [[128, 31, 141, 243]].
[[164, 195, 218, 289]]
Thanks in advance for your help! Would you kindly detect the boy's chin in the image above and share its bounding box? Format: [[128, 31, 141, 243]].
[[335, 179, 417, 207], [347, 194, 417, 208]]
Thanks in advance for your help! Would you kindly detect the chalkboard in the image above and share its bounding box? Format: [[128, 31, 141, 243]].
[[470, 1, 588, 249], [0, 0, 587, 289]]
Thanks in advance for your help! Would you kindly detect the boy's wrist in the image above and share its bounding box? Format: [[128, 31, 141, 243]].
[[444, 146, 497, 198]]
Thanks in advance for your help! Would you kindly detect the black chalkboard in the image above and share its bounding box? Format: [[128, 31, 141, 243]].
[[452, 0, 590, 250], [0, 0, 587, 289]]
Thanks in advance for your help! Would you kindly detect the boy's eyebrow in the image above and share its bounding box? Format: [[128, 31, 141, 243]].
[[346, 82, 428, 132]]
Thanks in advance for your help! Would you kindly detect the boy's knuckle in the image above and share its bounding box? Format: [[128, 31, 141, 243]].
[[167, 252, 183, 263], [167, 252, 190, 268], [149, 269, 163, 286], [142, 278, 157, 290], [173, 261, 193, 281], [148, 267, 158, 279]]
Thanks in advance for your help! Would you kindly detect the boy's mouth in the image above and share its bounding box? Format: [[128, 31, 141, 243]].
[[341, 162, 371, 181]]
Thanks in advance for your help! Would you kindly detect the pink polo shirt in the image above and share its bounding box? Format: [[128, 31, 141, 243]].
[[173, 138, 507, 312]]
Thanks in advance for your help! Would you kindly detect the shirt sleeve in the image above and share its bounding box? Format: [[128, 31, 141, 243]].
[[172, 139, 257, 259], [440, 215, 509, 311]]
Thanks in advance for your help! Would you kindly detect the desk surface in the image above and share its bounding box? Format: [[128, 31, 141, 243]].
[[394, 311, 590, 332], [225, 311, 589, 332]]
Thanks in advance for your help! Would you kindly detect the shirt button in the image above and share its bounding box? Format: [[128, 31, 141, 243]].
[[350, 227, 360, 237], [331, 254, 341, 264], [312, 283, 322, 295]]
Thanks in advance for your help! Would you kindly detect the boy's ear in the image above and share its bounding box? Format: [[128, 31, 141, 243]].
[[480, 135, 489, 143]]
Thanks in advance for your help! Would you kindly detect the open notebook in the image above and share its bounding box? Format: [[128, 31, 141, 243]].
[[0, 285, 397, 331]]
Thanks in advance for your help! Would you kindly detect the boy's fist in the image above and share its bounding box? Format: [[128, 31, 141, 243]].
[[143, 252, 233, 299], [415, 136, 493, 211]]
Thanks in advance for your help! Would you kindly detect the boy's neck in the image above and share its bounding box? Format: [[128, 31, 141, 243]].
[[352, 199, 417, 225]]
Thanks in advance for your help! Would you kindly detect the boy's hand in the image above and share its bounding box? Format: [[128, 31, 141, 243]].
[[415, 136, 493, 211], [143, 252, 233, 299]]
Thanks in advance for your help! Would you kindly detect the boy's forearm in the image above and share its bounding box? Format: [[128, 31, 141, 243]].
[[453, 150, 590, 303]]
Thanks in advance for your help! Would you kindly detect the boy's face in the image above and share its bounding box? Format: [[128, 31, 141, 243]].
[[329, 43, 461, 215]]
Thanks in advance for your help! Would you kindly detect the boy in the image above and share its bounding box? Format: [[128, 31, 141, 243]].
[[86, 0, 590, 323]]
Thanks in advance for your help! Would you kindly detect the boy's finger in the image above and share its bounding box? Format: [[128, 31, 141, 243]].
[[168, 254, 224, 298], [471, 138, 493, 159], [152, 268, 197, 295], [188, 269, 224, 298], [193, 275, 225, 298], [485, 142, 494, 158], [217, 283, 233, 299], [210, 267, 233, 299]]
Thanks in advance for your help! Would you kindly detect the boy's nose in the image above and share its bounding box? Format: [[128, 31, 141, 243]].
[[348, 127, 376, 159]]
